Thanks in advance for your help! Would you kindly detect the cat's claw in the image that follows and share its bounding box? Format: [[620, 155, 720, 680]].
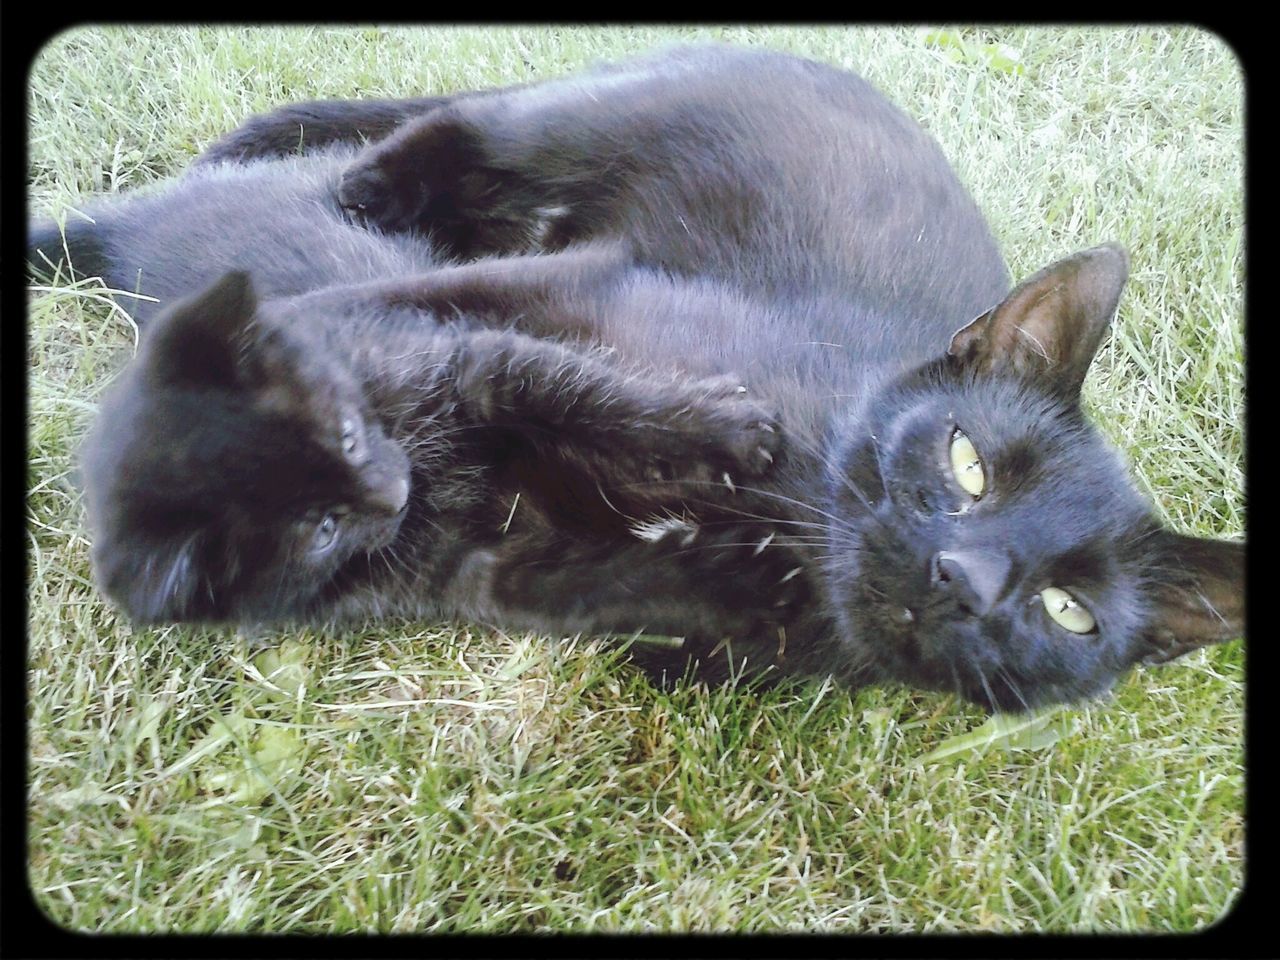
[[717, 414, 783, 478], [686, 373, 784, 477]]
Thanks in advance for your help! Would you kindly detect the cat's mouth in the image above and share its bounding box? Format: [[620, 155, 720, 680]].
[[366, 500, 410, 552]]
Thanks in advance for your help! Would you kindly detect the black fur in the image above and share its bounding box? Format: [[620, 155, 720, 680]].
[[31, 45, 1244, 711]]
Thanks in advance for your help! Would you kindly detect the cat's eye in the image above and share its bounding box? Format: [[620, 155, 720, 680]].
[[312, 514, 339, 553], [1040, 586, 1096, 634], [949, 429, 985, 497], [340, 417, 361, 459]]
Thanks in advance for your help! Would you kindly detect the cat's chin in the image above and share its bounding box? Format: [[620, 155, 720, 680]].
[[828, 585, 1036, 713]]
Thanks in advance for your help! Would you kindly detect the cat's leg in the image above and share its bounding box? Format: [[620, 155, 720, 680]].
[[331, 79, 669, 256], [428, 323, 813, 685], [194, 94, 458, 167], [291, 248, 785, 497], [291, 250, 779, 487], [200, 54, 659, 247], [341, 243, 628, 341], [455, 516, 813, 688], [445, 324, 781, 487]]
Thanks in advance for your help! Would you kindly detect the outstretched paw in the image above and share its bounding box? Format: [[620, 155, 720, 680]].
[[336, 109, 492, 239], [635, 379, 781, 497], [693, 377, 783, 481], [630, 521, 809, 620], [718, 408, 781, 481]]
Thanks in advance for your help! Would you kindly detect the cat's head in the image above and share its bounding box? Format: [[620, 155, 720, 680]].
[[82, 271, 411, 624], [826, 244, 1244, 710]]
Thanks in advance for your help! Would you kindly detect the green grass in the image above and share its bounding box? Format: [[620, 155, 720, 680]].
[[26, 26, 1244, 933]]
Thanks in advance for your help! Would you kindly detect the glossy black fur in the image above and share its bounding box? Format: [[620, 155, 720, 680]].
[[32, 45, 1244, 710]]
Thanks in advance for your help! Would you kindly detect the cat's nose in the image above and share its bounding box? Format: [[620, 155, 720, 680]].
[[362, 472, 410, 515], [929, 549, 1010, 616]]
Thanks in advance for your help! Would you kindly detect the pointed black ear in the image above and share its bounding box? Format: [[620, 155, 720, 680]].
[[1139, 532, 1245, 665], [948, 243, 1129, 398], [94, 534, 204, 623], [142, 271, 258, 387]]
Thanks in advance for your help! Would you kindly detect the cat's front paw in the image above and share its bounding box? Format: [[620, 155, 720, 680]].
[[632, 521, 809, 619], [717, 407, 781, 482], [738, 527, 810, 620], [694, 377, 783, 480], [640, 381, 780, 493], [338, 155, 426, 233], [337, 109, 489, 238]]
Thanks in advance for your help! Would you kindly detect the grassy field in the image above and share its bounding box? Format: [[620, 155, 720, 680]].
[[26, 26, 1244, 933]]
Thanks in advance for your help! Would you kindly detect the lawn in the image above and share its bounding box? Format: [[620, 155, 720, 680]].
[[26, 25, 1244, 933]]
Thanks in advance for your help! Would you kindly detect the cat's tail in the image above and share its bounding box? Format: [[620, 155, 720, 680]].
[[27, 214, 113, 284]]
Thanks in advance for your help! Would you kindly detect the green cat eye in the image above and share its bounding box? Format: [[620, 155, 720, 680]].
[[949, 429, 985, 497], [1040, 586, 1096, 634]]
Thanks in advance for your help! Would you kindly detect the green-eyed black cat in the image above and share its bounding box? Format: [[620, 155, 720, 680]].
[[32, 44, 1243, 711]]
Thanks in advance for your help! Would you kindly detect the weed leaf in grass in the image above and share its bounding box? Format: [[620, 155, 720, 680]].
[[51, 781, 128, 811], [171, 708, 306, 805], [253, 639, 313, 697], [923, 29, 1024, 75], [161, 708, 251, 782], [915, 709, 1078, 765], [200, 722, 306, 805]]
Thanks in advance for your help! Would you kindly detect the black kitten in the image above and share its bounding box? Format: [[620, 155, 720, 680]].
[[35, 45, 1244, 710], [32, 145, 789, 636], [75, 260, 789, 635]]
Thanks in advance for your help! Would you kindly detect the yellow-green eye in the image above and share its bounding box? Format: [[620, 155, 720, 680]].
[[1041, 587, 1096, 634], [950, 429, 985, 497]]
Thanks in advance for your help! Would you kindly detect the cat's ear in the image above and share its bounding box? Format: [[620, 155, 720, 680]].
[[142, 271, 258, 387], [94, 534, 203, 623], [948, 243, 1129, 398], [1138, 531, 1245, 665]]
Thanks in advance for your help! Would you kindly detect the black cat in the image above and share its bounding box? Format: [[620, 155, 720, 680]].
[[32, 45, 1243, 711]]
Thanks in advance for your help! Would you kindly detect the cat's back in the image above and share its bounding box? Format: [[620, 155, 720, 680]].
[[557, 44, 1009, 332], [550, 47, 1011, 432]]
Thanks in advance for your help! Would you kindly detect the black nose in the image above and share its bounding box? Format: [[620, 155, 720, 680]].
[[929, 549, 1011, 616]]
